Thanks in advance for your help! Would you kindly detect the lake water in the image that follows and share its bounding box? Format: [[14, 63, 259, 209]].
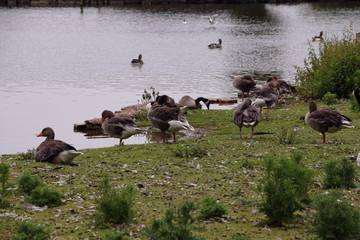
[[1, 2, 360, 154]]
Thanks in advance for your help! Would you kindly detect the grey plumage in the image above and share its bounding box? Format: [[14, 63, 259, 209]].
[[233, 99, 260, 138]]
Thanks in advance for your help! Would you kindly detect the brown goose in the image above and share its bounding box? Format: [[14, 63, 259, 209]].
[[208, 39, 222, 49], [233, 75, 256, 101], [35, 127, 83, 164], [312, 31, 324, 41], [233, 99, 260, 138], [305, 102, 354, 143], [131, 54, 144, 64], [147, 95, 194, 143], [101, 110, 142, 145], [252, 86, 279, 120], [178, 95, 210, 110], [265, 76, 295, 96]]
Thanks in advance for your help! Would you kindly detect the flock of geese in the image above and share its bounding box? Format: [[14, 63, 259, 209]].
[[34, 29, 357, 165]]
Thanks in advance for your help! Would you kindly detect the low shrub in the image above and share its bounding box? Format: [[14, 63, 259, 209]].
[[227, 234, 250, 240], [144, 201, 203, 240], [312, 191, 360, 240], [96, 178, 137, 225], [11, 221, 51, 240], [257, 152, 314, 225], [0, 163, 10, 208], [322, 92, 337, 105], [103, 230, 129, 240], [198, 197, 227, 220], [323, 158, 356, 189], [18, 172, 42, 195], [277, 126, 298, 144], [27, 186, 62, 207]]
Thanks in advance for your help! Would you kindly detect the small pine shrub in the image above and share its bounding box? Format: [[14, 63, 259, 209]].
[[312, 191, 360, 240], [323, 158, 356, 189], [18, 172, 42, 195], [11, 221, 51, 240], [277, 126, 298, 144], [198, 197, 227, 220], [322, 92, 337, 105], [103, 230, 129, 240], [27, 186, 62, 207], [143, 201, 203, 240], [96, 178, 137, 225], [258, 152, 314, 225]]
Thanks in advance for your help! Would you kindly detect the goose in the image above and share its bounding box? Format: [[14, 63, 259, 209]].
[[233, 75, 256, 101], [147, 95, 194, 143], [252, 86, 279, 120], [233, 99, 260, 139], [312, 31, 324, 41], [131, 54, 144, 64], [178, 95, 210, 110], [101, 110, 142, 145], [305, 101, 354, 143], [35, 127, 83, 164], [208, 39, 222, 49], [265, 76, 295, 96], [353, 88, 360, 105]]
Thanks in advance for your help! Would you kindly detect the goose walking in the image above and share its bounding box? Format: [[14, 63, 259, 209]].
[[101, 110, 142, 145], [208, 39, 222, 49], [147, 95, 194, 143], [233, 75, 256, 101], [233, 99, 260, 139], [35, 127, 83, 164], [131, 54, 144, 64], [178, 96, 210, 110], [305, 101, 354, 143]]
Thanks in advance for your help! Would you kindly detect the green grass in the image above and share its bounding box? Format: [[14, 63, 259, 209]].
[[0, 99, 359, 239]]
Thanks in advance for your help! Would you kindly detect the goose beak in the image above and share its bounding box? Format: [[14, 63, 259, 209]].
[[36, 133, 43, 137], [101, 117, 105, 123]]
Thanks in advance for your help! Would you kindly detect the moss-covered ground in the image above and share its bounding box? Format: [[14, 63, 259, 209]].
[[0, 99, 359, 239]]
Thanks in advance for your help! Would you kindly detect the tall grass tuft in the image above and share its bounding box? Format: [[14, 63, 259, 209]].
[[257, 152, 314, 225], [96, 178, 137, 225], [312, 191, 360, 240], [295, 28, 360, 99]]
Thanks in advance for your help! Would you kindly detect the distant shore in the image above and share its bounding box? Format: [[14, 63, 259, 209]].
[[0, 0, 356, 8]]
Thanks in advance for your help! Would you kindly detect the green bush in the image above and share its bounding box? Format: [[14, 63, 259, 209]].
[[12, 221, 51, 240], [96, 178, 137, 225], [144, 201, 203, 240], [295, 29, 360, 99], [312, 191, 360, 240], [322, 92, 337, 105], [198, 197, 227, 220], [27, 186, 62, 207], [0, 163, 10, 208], [18, 172, 42, 195], [103, 230, 129, 240], [258, 152, 314, 225], [323, 158, 356, 189], [227, 234, 250, 240]]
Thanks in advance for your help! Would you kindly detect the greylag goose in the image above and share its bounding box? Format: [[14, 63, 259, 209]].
[[208, 39, 222, 49], [233, 75, 256, 101], [312, 31, 324, 41], [265, 76, 295, 96], [178, 96, 210, 110], [252, 86, 279, 120], [101, 110, 142, 145], [35, 127, 83, 164], [233, 99, 260, 138], [305, 101, 354, 143], [147, 95, 194, 143], [131, 54, 144, 64]]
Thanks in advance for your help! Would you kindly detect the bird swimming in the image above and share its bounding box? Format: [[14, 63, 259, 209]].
[[131, 54, 144, 64]]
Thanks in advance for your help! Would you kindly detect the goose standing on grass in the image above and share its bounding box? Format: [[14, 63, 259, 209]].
[[305, 101, 354, 143], [178, 95, 211, 110], [208, 39, 222, 49], [252, 86, 279, 120], [312, 31, 324, 41], [233, 99, 260, 139], [101, 110, 142, 145], [233, 75, 256, 101], [35, 127, 83, 164], [147, 95, 194, 143], [131, 54, 144, 64]]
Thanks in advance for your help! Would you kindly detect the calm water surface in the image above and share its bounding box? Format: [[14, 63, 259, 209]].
[[1, 3, 360, 154]]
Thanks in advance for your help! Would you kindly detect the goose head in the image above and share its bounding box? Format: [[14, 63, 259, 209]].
[[37, 127, 55, 140]]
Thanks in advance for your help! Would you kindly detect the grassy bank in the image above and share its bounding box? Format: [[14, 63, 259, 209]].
[[0, 99, 359, 239]]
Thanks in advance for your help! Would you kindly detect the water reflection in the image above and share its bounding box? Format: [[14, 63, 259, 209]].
[[0, 2, 360, 154]]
